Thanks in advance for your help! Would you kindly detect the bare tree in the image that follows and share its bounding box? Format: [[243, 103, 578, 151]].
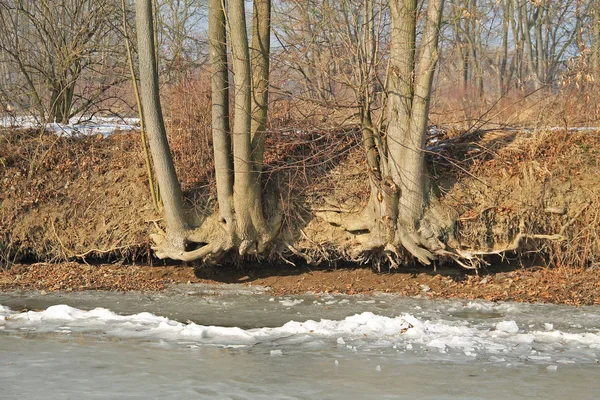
[[272, 0, 390, 136], [592, 0, 600, 81], [0, 0, 126, 123], [154, 0, 208, 81], [317, 0, 454, 265], [137, 0, 280, 262], [136, 0, 189, 255]]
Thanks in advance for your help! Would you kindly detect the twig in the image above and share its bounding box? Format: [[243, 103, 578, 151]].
[[311, 207, 353, 213], [51, 220, 72, 258]]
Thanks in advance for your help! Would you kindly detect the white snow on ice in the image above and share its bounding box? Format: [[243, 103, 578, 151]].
[[496, 320, 520, 334], [1, 115, 139, 138], [1, 304, 599, 364]]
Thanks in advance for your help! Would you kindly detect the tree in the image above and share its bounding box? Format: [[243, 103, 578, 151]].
[[0, 0, 125, 123], [136, 0, 280, 262], [592, 0, 600, 82], [273, 0, 388, 112], [317, 0, 454, 266], [153, 0, 208, 81]]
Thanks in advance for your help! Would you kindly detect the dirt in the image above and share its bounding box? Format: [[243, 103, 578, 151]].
[[1, 127, 599, 306], [0, 129, 156, 262], [1, 262, 599, 306], [438, 130, 600, 268]]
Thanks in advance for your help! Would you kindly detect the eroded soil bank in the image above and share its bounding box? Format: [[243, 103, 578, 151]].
[[1, 127, 599, 305]]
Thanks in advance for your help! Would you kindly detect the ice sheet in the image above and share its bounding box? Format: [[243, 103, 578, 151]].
[[2, 303, 599, 366]]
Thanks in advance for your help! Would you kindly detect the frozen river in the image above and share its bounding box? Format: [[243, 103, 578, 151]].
[[1, 284, 599, 399]]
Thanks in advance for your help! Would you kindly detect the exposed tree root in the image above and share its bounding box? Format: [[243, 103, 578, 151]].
[[316, 195, 565, 270], [150, 212, 283, 263], [316, 196, 453, 266], [456, 233, 565, 260]]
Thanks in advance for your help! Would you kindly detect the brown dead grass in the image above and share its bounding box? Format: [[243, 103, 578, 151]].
[[437, 129, 600, 269], [0, 129, 156, 264]]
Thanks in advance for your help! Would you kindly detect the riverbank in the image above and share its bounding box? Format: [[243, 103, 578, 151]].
[[1, 128, 599, 305], [1, 262, 599, 306]]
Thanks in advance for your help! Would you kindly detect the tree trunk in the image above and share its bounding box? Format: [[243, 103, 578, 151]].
[[224, 0, 277, 255], [135, 0, 188, 249], [392, 0, 447, 264], [519, 0, 539, 89], [250, 0, 271, 172], [387, 0, 416, 187], [398, 0, 443, 218], [499, 0, 510, 95], [143, 0, 279, 263], [593, 0, 600, 82], [209, 0, 234, 226], [533, 1, 545, 85], [317, 0, 450, 266], [229, 0, 260, 253]]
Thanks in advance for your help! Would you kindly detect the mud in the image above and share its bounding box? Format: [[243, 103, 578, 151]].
[[1, 262, 599, 306]]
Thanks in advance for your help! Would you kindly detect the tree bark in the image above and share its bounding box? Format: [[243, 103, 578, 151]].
[[135, 0, 187, 246], [250, 0, 271, 172], [209, 0, 234, 226]]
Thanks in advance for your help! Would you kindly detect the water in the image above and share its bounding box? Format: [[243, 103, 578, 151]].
[[1, 284, 599, 399]]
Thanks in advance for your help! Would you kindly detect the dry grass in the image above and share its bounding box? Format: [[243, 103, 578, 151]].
[[438, 129, 600, 269], [0, 129, 156, 266], [430, 80, 600, 132], [161, 72, 215, 203]]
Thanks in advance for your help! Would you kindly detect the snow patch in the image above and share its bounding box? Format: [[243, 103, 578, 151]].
[[1, 115, 139, 138], [427, 339, 447, 350]]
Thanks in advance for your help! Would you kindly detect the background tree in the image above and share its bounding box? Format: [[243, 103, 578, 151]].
[[0, 0, 126, 123], [592, 0, 600, 82], [153, 0, 208, 82], [273, 0, 388, 115]]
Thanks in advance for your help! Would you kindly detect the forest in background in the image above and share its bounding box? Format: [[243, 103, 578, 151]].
[[1, 0, 598, 127]]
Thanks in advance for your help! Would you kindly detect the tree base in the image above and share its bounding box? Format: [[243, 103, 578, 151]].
[[316, 191, 496, 269], [150, 213, 283, 263]]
